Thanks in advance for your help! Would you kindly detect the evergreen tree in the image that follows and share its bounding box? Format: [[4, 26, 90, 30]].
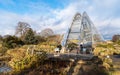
[[23, 28, 37, 44]]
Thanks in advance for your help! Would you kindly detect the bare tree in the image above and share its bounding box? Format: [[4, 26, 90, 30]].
[[112, 35, 120, 42], [15, 22, 30, 38], [39, 28, 54, 37]]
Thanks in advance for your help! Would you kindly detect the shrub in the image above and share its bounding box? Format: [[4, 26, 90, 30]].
[[2, 35, 24, 49], [9, 51, 47, 72], [67, 42, 78, 50]]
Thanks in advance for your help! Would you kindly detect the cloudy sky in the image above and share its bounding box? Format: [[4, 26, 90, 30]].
[[0, 0, 120, 40]]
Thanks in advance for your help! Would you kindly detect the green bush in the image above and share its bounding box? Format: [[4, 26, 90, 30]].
[[67, 42, 78, 50], [2, 35, 24, 49]]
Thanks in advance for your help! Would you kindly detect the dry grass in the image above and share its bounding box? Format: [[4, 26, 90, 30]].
[[109, 71, 120, 75]]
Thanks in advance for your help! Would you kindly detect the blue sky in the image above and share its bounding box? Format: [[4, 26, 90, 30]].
[[0, 0, 120, 40]]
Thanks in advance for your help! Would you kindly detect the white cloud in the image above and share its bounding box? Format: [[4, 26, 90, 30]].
[[94, 18, 120, 39], [0, 0, 120, 40], [93, 0, 119, 8]]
